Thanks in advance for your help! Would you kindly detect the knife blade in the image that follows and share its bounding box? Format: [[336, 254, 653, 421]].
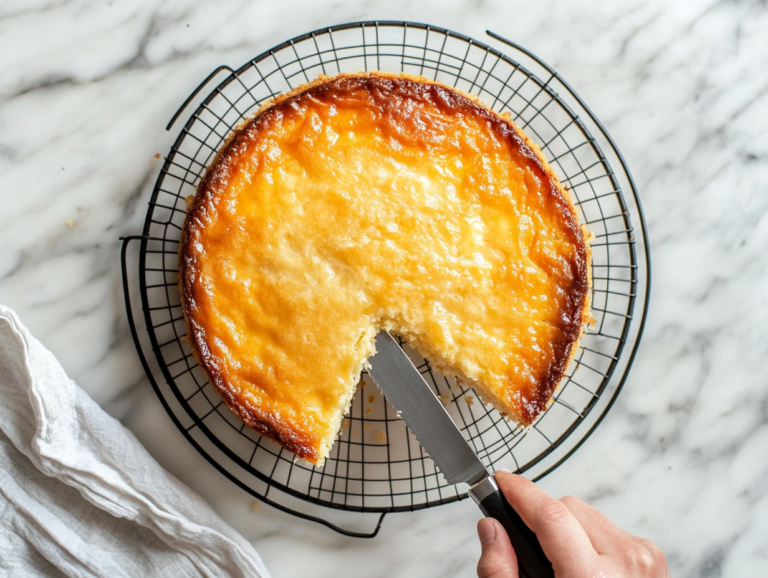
[[368, 331, 554, 578], [368, 331, 487, 486]]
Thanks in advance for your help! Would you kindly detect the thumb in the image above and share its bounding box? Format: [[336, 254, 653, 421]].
[[477, 518, 519, 578]]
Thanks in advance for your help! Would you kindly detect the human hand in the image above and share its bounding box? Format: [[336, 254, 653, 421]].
[[476, 471, 669, 578]]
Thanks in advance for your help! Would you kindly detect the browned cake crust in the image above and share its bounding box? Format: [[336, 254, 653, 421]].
[[180, 72, 591, 464]]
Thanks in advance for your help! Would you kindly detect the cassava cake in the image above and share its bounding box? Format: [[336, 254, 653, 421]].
[[180, 72, 591, 466]]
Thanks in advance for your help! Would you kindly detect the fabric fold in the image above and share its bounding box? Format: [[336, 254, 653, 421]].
[[0, 304, 270, 578]]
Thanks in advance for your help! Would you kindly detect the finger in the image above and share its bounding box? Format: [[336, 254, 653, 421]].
[[560, 495, 634, 555], [477, 518, 518, 578], [561, 496, 670, 576], [495, 471, 598, 575]]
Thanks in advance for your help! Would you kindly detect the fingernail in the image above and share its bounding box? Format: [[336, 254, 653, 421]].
[[496, 468, 512, 475], [477, 518, 497, 544]]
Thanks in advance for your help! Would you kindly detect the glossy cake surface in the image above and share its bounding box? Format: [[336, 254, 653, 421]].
[[180, 73, 590, 465]]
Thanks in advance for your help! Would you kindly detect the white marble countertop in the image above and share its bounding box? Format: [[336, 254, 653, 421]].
[[2, 0, 768, 576]]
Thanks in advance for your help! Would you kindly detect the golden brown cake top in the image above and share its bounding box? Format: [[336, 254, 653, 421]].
[[181, 73, 590, 464]]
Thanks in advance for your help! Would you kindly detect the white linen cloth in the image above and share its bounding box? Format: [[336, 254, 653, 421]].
[[0, 304, 271, 578]]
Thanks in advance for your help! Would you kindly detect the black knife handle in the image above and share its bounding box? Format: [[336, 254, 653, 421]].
[[471, 476, 554, 578]]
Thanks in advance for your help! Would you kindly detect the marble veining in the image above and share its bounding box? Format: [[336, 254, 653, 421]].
[[2, 1, 768, 576]]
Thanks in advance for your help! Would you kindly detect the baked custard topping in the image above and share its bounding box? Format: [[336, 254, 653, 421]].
[[181, 73, 591, 465]]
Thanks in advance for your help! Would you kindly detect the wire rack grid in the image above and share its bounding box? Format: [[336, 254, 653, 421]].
[[121, 21, 650, 538]]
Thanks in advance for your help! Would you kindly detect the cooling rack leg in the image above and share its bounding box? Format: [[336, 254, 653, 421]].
[[120, 235, 157, 388], [166, 65, 236, 131]]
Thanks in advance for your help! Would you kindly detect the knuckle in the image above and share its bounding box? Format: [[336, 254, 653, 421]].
[[623, 544, 659, 574], [638, 538, 669, 572], [537, 499, 571, 524]]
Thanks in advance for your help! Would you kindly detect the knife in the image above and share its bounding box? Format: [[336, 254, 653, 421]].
[[368, 331, 554, 578]]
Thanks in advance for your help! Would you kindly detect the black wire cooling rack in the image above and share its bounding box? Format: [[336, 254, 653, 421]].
[[121, 21, 650, 538]]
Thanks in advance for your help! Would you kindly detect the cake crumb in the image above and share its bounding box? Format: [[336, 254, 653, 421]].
[[374, 431, 387, 444], [364, 422, 371, 430], [342, 418, 350, 429], [439, 391, 452, 405], [154, 152, 161, 159], [367, 394, 375, 404], [365, 407, 372, 415], [184, 194, 195, 207], [251, 501, 260, 510], [466, 394, 475, 407], [66, 220, 74, 227]]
